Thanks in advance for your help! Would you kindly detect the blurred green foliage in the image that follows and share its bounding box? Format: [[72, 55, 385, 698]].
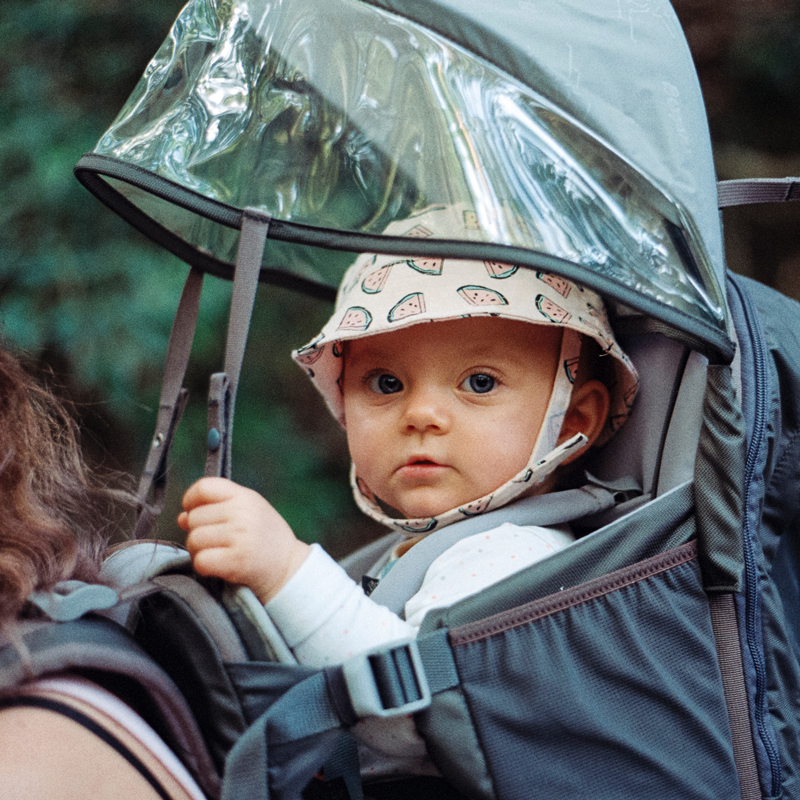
[[0, 0, 381, 555], [726, 5, 800, 154], [1, 0, 799, 557]]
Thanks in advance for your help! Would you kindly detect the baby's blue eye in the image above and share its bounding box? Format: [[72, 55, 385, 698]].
[[368, 373, 403, 394], [463, 373, 495, 394]]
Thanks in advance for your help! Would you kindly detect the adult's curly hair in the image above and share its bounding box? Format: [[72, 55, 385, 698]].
[[0, 346, 128, 626]]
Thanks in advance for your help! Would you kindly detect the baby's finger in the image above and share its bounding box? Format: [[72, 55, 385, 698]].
[[181, 498, 239, 532], [184, 522, 235, 557], [182, 477, 241, 512], [191, 545, 253, 585], [191, 546, 238, 581]]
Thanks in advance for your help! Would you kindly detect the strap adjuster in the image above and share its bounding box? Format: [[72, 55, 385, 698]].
[[341, 640, 431, 718]]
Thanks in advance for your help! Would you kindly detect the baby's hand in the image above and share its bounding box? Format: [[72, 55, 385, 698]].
[[178, 477, 310, 604]]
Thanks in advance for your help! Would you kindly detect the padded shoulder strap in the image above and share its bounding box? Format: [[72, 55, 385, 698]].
[[0, 617, 220, 798]]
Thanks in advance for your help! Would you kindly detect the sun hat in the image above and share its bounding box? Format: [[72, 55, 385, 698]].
[[293, 205, 639, 532]]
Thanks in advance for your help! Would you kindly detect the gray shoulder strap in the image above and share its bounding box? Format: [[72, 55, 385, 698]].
[[369, 484, 616, 615], [718, 177, 800, 208], [338, 532, 404, 582]]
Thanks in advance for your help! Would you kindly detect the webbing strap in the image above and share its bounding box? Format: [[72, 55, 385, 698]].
[[369, 485, 617, 615], [708, 593, 763, 800], [134, 268, 204, 538], [718, 177, 800, 208], [220, 629, 458, 800], [206, 209, 271, 479]]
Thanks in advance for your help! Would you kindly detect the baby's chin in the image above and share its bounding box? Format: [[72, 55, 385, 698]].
[[395, 494, 482, 520], [392, 498, 453, 520]]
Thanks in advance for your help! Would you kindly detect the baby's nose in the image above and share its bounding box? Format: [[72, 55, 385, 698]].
[[402, 387, 451, 432]]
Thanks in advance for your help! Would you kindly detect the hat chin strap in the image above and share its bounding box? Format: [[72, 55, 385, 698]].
[[351, 330, 589, 536]]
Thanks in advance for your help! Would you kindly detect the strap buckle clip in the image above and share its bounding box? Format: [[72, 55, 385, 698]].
[[341, 640, 431, 718]]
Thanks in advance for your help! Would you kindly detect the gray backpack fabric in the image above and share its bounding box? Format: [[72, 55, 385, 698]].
[[1, 542, 342, 800]]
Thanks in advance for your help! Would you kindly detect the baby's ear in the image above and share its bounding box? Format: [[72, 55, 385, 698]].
[[558, 379, 610, 462]]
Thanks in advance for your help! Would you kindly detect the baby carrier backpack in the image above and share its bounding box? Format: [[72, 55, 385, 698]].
[[3, 0, 800, 798]]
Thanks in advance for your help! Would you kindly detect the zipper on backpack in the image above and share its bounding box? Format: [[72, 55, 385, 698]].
[[730, 275, 782, 795]]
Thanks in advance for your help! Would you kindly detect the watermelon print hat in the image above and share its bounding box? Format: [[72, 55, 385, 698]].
[[292, 205, 639, 533]]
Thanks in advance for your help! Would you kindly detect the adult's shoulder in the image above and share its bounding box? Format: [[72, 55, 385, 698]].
[[0, 702, 166, 800], [0, 677, 205, 800]]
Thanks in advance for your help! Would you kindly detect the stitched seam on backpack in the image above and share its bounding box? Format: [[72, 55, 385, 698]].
[[450, 540, 698, 646]]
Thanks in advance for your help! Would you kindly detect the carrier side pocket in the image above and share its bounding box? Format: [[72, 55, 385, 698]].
[[418, 541, 743, 800]]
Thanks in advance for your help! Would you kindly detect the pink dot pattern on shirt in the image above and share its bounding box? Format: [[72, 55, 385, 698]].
[[403, 523, 573, 629]]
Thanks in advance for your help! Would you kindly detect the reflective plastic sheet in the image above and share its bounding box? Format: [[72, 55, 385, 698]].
[[76, 0, 730, 355]]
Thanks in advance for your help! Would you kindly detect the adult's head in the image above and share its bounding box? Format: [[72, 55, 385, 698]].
[[0, 346, 124, 626]]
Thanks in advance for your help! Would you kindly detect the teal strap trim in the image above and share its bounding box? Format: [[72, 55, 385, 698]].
[[28, 581, 119, 622]]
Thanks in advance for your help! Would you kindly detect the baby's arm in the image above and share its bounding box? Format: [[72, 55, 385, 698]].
[[178, 477, 311, 604], [179, 483, 425, 768], [264, 544, 415, 664]]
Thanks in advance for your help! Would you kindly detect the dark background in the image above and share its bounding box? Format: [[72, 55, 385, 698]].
[[2, 0, 799, 554]]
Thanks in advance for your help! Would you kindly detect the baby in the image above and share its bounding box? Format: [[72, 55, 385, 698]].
[[178, 206, 638, 777], [178, 205, 638, 652]]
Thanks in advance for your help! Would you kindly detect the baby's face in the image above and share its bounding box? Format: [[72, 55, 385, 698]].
[[342, 317, 561, 519]]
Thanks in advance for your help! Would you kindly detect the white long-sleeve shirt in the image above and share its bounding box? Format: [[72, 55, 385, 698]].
[[265, 522, 573, 780]]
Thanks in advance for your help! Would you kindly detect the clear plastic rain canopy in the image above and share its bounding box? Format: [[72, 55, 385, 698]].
[[75, 0, 732, 360]]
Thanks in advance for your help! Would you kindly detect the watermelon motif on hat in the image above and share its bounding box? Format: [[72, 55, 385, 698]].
[[338, 307, 372, 331], [457, 285, 508, 306], [484, 261, 518, 279], [408, 258, 443, 275], [565, 356, 580, 383], [294, 345, 325, 366], [394, 518, 438, 533], [362, 264, 394, 294], [388, 292, 426, 321], [513, 468, 534, 483], [459, 496, 492, 516], [537, 272, 572, 298], [536, 295, 571, 323]]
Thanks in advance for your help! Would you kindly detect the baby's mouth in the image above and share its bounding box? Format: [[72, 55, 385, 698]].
[[396, 457, 447, 478], [404, 455, 443, 467]]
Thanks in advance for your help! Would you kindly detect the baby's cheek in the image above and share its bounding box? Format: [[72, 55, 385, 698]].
[[346, 429, 387, 486], [463, 426, 532, 488]]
